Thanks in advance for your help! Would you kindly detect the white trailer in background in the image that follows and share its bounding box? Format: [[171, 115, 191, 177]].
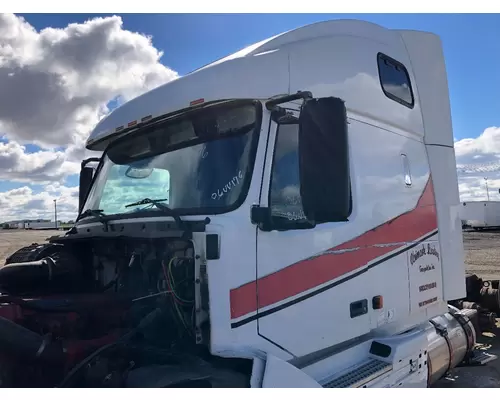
[[460, 201, 500, 229], [25, 221, 59, 230]]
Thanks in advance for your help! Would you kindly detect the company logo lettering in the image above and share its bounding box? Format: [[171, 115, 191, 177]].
[[410, 243, 440, 266], [410, 245, 426, 266], [426, 244, 440, 261], [419, 264, 436, 273]]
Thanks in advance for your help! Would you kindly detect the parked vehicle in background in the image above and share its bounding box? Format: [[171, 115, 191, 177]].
[[460, 201, 500, 230]]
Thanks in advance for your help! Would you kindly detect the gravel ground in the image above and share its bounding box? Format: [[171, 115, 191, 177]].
[[0, 229, 61, 264], [0, 229, 62, 265], [463, 229, 500, 280], [2, 228, 500, 387]]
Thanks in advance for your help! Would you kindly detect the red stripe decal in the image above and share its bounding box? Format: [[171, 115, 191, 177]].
[[230, 177, 438, 319]]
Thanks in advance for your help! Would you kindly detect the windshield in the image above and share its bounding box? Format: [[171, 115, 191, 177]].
[[81, 101, 262, 217]]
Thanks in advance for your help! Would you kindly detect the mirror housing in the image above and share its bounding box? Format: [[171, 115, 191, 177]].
[[298, 96, 351, 224], [78, 157, 100, 214]]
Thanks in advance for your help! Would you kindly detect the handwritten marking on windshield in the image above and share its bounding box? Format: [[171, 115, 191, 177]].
[[272, 209, 307, 221], [212, 170, 243, 200]]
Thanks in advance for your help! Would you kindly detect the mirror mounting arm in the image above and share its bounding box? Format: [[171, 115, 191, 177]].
[[265, 91, 313, 111], [81, 157, 101, 169]]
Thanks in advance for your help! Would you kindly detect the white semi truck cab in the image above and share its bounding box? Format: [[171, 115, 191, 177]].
[[0, 19, 496, 388]]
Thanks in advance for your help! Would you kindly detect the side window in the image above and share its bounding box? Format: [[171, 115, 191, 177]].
[[269, 124, 307, 223], [377, 53, 414, 108]]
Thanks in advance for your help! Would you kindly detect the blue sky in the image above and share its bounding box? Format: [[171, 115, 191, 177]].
[[1, 13, 499, 221], [21, 13, 500, 141]]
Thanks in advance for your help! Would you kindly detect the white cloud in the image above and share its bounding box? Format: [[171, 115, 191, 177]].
[[0, 13, 178, 150], [0, 140, 79, 183], [455, 127, 500, 160], [455, 127, 500, 202], [0, 184, 79, 222]]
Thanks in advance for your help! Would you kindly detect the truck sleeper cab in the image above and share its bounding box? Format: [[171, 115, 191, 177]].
[[70, 19, 477, 387]]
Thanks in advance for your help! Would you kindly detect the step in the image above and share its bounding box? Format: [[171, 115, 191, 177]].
[[322, 359, 392, 388]]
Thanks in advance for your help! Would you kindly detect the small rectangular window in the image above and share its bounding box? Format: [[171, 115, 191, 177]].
[[377, 53, 414, 108]]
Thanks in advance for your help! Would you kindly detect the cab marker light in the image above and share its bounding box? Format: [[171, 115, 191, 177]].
[[190, 98, 205, 106]]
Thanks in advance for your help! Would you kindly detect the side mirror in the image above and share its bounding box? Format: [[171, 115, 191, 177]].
[[298, 97, 351, 223], [79, 158, 100, 214]]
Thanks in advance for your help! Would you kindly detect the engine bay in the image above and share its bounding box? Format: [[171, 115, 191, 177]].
[[0, 233, 250, 388]]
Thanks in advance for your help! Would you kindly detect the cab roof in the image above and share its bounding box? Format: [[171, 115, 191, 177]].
[[86, 19, 447, 151]]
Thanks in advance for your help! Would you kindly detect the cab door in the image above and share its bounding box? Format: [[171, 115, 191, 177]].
[[253, 100, 371, 357]]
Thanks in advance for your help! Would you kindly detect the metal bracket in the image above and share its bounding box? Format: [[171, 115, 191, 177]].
[[265, 91, 313, 110]]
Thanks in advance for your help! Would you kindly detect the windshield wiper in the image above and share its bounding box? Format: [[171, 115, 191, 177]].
[[125, 198, 183, 229], [125, 198, 168, 208], [77, 208, 110, 232]]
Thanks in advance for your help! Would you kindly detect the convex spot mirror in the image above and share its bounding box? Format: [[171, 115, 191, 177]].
[[298, 96, 351, 224]]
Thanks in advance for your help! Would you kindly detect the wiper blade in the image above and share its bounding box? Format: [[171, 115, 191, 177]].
[[125, 198, 168, 209], [125, 198, 183, 229]]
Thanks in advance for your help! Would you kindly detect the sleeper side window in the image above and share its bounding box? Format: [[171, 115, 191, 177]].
[[377, 53, 414, 108], [269, 123, 307, 223]]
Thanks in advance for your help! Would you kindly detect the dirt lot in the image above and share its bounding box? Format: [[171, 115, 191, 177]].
[[2, 228, 500, 387], [463, 229, 500, 280], [0, 229, 61, 264]]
